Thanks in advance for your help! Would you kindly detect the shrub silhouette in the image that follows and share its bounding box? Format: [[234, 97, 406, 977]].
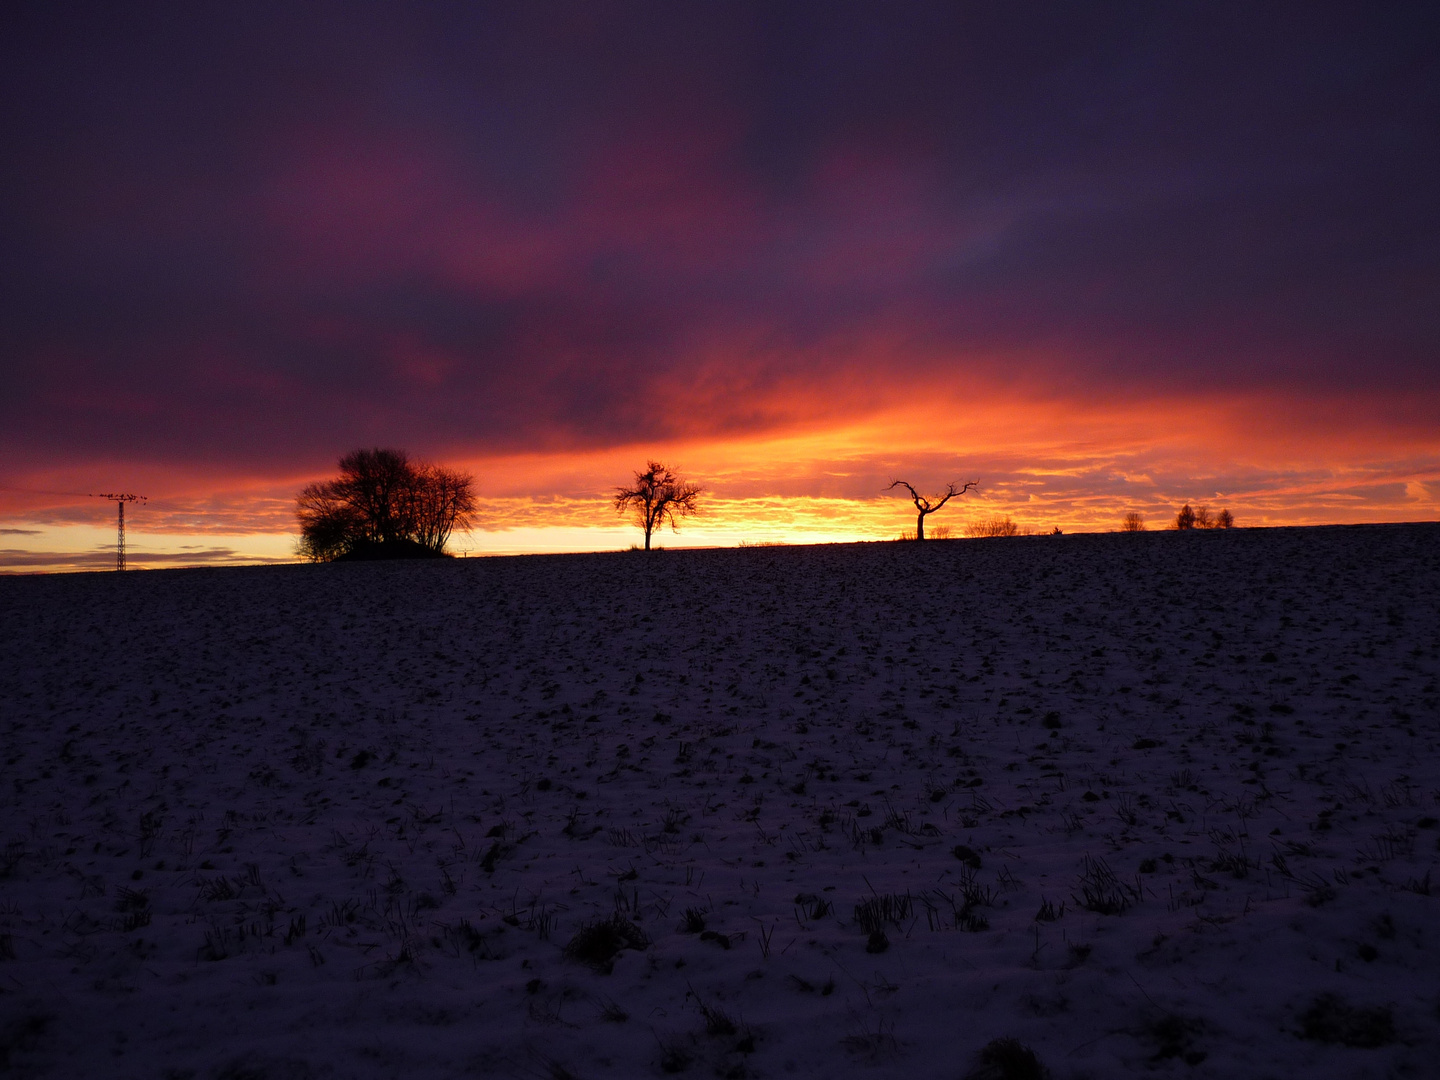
[[296, 448, 475, 561], [965, 516, 1020, 538]]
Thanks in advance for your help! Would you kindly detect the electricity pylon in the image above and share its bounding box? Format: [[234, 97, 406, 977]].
[[91, 493, 146, 570]]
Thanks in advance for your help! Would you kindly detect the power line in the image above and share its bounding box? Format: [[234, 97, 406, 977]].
[[0, 487, 98, 498]]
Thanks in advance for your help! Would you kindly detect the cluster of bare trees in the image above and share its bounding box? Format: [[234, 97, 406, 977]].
[[297, 448, 476, 561], [1121, 506, 1235, 532], [1176, 504, 1234, 529]]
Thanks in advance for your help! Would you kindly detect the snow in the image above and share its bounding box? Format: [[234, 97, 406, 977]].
[[1, 524, 1438, 1079]]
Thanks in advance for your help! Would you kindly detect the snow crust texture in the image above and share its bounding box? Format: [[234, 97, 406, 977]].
[[2, 524, 1439, 1079]]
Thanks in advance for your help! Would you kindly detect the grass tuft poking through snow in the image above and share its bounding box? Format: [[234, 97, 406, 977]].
[[562, 914, 648, 972], [967, 1036, 1049, 1079]]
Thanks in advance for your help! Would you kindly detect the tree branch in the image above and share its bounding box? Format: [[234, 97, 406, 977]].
[[928, 480, 979, 513], [886, 479, 926, 511]]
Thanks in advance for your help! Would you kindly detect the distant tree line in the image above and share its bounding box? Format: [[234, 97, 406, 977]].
[[295, 448, 1241, 559], [297, 448, 476, 561], [1121, 506, 1235, 532], [1176, 504, 1234, 529]]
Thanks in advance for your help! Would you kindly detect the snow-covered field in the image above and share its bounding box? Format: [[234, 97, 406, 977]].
[[2, 525, 1438, 1079]]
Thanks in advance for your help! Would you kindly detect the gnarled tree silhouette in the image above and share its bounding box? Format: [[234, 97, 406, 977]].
[[614, 461, 702, 551], [297, 448, 476, 561], [888, 479, 977, 540]]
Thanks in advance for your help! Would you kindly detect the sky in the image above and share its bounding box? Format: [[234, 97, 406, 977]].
[[2, 2, 1438, 572]]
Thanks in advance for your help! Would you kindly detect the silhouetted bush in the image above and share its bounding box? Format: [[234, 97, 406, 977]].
[[297, 448, 475, 561], [965, 516, 1021, 538]]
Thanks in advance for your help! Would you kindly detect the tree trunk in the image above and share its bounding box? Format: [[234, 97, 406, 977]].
[[916, 511, 926, 541]]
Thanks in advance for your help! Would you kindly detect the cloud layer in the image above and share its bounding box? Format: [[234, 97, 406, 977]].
[[2, 3, 1437, 555]]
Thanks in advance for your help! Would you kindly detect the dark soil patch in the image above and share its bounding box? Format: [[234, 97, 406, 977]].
[[1298, 994, 1395, 1048]]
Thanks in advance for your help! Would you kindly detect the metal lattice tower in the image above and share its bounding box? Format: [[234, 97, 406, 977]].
[[91, 493, 146, 570]]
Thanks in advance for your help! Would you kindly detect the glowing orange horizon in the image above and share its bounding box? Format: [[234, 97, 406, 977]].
[[3, 382, 1437, 573]]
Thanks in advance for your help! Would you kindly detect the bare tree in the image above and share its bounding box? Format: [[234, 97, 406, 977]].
[[1121, 512, 1146, 532], [296, 480, 356, 562], [614, 461, 702, 551], [409, 464, 477, 551], [1175, 503, 1196, 530], [1216, 508, 1234, 529], [297, 448, 476, 560], [888, 479, 977, 541], [334, 448, 415, 544]]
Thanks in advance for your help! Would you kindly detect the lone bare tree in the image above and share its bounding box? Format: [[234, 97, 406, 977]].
[[1121, 512, 1146, 532], [614, 461, 702, 551], [888, 479, 977, 541]]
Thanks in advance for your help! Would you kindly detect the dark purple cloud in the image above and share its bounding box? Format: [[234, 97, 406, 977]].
[[1, 2, 1437, 482]]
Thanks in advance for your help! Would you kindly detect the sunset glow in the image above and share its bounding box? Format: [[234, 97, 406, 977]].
[[2, 5, 1437, 572], [7, 386, 1437, 572]]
